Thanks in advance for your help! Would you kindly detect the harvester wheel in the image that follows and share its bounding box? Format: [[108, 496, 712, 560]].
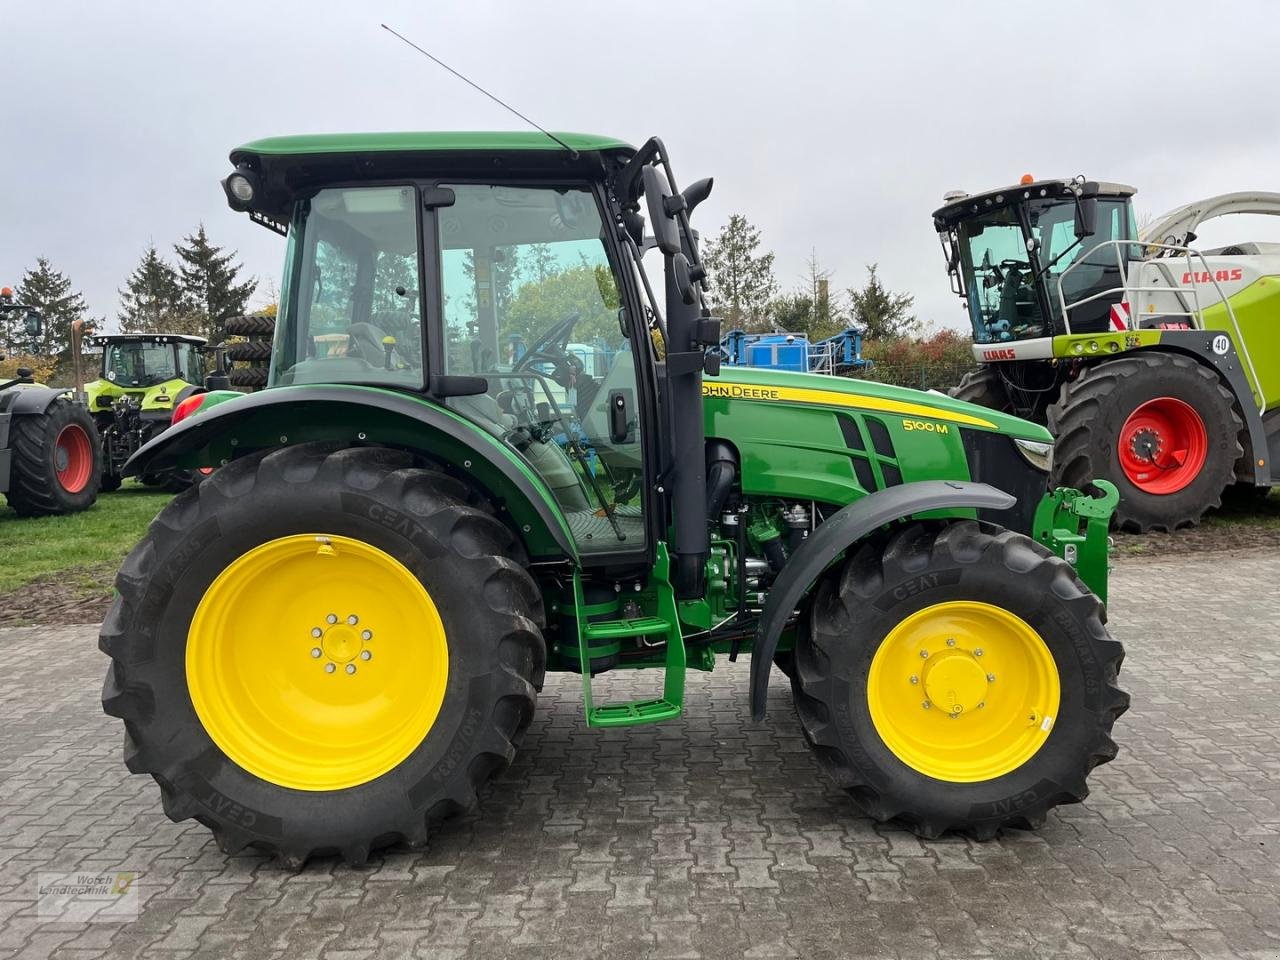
[[948, 366, 1011, 412], [6, 399, 101, 515], [223, 314, 276, 337], [1048, 354, 1241, 532], [791, 520, 1127, 839], [225, 340, 273, 362], [101, 443, 545, 867]]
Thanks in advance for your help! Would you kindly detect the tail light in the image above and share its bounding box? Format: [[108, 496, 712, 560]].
[[172, 393, 207, 425]]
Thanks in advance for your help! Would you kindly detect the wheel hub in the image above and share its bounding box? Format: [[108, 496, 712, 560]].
[[1128, 427, 1162, 463], [318, 620, 368, 665], [922, 650, 988, 716]]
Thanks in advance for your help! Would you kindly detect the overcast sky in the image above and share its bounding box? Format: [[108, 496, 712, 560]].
[[4, 1, 1280, 335]]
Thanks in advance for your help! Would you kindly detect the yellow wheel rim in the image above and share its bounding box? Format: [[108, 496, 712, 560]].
[[186, 534, 449, 791], [867, 601, 1060, 782]]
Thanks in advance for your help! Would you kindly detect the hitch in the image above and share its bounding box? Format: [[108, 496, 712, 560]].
[[1033, 480, 1119, 603]]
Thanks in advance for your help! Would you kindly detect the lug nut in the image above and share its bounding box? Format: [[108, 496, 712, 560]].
[[987, 673, 996, 682], [922, 700, 931, 710], [347, 615, 359, 625], [360, 650, 371, 661], [311, 627, 323, 638], [310, 647, 322, 658], [324, 663, 336, 674], [977, 702, 985, 709], [326, 614, 338, 624], [974, 648, 983, 657], [909, 675, 919, 685], [346, 664, 357, 675], [919, 650, 929, 659], [946, 638, 956, 647], [361, 630, 372, 641]]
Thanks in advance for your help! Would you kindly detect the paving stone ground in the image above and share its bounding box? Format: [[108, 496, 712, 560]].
[[1, 549, 1278, 960]]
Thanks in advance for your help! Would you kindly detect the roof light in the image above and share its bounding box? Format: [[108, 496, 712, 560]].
[[221, 166, 260, 212], [1020, 174, 1035, 185]]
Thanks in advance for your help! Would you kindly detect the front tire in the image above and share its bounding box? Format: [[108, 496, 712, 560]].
[[1049, 354, 1241, 532], [792, 521, 1127, 839], [101, 443, 545, 867], [948, 366, 1011, 412]]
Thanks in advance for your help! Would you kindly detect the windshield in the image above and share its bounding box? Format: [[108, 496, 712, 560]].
[[958, 197, 1135, 342], [104, 342, 178, 386], [274, 185, 423, 387]]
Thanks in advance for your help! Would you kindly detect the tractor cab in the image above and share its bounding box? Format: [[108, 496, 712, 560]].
[[95, 334, 208, 391], [934, 179, 1137, 350]]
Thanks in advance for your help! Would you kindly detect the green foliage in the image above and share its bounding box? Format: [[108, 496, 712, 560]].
[[12, 257, 96, 357], [119, 245, 196, 335], [847, 263, 918, 341], [861, 328, 973, 390], [506, 261, 622, 347], [174, 226, 257, 339], [702, 214, 777, 331]]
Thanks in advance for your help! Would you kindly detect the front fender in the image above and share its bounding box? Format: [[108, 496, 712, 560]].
[[749, 480, 1015, 721], [125, 384, 578, 561]]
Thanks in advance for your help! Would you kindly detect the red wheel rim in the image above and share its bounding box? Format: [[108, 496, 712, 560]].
[[54, 423, 94, 494], [1117, 397, 1208, 494]]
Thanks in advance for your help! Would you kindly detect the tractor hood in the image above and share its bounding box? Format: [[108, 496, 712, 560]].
[[702, 366, 1050, 441]]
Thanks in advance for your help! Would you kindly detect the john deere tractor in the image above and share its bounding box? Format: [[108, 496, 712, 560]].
[[935, 179, 1280, 531], [102, 133, 1126, 867], [0, 288, 100, 515], [85, 333, 210, 490]]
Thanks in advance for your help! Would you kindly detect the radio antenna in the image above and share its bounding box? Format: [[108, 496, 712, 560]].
[[380, 24, 579, 159]]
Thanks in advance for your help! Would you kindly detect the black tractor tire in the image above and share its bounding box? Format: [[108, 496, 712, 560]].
[[948, 366, 1011, 412], [101, 443, 546, 867], [223, 314, 276, 337], [99, 473, 123, 493], [792, 520, 1127, 840], [6, 399, 101, 516], [225, 340, 273, 362], [229, 366, 268, 389], [1048, 354, 1242, 533]]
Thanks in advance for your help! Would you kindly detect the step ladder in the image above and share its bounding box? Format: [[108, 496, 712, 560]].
[[573, 547, 686, 727]]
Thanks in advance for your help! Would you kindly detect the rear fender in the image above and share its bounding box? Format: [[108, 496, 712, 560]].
[[3, 385, 71, 416], [124, 385, 578, 560], [749, 480, 1016, 720]]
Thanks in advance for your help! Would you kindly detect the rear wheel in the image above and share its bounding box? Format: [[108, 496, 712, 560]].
[[792, 521, 1127, 839], [101, 443, 545, 866], [6, 399, 101, 515], [1049, 354, 1241, 532]]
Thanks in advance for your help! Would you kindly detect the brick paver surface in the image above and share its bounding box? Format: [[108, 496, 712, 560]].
[[1, 550, 1278, 959]]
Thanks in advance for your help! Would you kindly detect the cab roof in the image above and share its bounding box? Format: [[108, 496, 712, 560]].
[[231, 131, 633, 160], [932, 178, 1136, 230], [91, 334, 207, 346]]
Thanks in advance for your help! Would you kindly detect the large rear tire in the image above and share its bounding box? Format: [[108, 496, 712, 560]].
[[1048, 354, 1241, 532], [792, 521, 1127, 839], [101, 443, 545, 867], [6, 399, 101, 516]]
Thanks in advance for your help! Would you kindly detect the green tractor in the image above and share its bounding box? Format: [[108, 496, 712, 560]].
[[85, 333, 212, 491], [0, 289, 100, 515], [934, 179, 1280, 531], [102, 133, 1126, 866]]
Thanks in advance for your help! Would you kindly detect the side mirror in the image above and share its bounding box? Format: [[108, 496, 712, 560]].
[[1075, 196, 1098, 239], [23, 310, 42, 339], [642, 165, 680, 256]]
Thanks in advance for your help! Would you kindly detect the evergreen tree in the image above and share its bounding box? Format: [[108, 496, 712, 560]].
[[174, 226, 257, 339], [119, 244, 189, 334], [13, 257, 92, 357], [702, 214, 777, 331], [846, 263, 918, 341]]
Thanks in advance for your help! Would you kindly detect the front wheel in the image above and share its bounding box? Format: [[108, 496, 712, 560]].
[[792, 521, 1127, 839], [6, 399, 101, 515], [101, 443, 546, 867]]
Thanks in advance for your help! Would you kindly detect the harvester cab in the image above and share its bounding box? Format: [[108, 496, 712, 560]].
[[936, 179, 1280, 531], [102, 131, 1126, 867]]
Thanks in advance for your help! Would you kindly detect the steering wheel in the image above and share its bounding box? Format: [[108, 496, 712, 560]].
[[512, 311, 585, 387]]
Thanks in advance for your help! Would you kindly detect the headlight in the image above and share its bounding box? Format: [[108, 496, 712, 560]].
[[222, 167, 260, 211], [1013, 438, 1053, 473]]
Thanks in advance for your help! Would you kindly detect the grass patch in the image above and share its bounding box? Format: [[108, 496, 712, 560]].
[[0, 482, 173, 593]]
